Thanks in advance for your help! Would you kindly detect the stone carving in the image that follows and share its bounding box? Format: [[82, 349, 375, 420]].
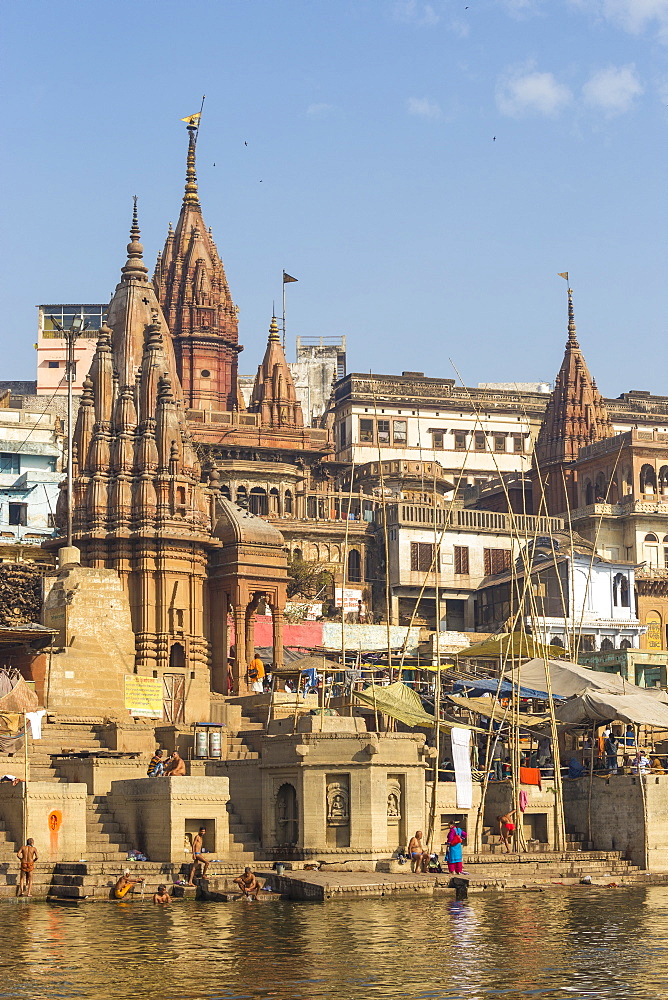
[[326, 781, 350, 826], [387, 778, 401, 823]]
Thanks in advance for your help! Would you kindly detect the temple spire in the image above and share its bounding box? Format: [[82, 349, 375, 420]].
[[567, 285, 579, 347], [121, 197, 148, 282], [183, 126, 200, 208]]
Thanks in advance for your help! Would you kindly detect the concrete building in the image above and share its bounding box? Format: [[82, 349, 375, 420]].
[[36, 304, 106, 395]]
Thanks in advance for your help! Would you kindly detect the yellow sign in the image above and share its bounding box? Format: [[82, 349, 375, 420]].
[[645, 612, 663, 650], [124, 675, 163, 718]]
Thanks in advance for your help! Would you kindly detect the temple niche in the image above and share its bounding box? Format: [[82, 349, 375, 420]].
[[260, 713, 427, 861]]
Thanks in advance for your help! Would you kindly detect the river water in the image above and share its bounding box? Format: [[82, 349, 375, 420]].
[[3, 886, 668, 999]]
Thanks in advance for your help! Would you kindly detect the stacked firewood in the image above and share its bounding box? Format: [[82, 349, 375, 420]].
[[0, 563, 43, 626]]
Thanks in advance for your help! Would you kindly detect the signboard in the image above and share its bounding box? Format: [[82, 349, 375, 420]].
[[335, 587, 364, 613], [645, 612, 663, 650], [124, 674, 163, 718]]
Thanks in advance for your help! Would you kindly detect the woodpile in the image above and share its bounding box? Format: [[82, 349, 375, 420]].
[[0, 563, 43, 626]]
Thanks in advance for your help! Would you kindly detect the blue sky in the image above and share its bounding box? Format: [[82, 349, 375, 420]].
[[1, 0, 666, 396]]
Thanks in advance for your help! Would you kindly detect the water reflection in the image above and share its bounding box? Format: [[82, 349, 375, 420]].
[[2, 888, 668, 999]]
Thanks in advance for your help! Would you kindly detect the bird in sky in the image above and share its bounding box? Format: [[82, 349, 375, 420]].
[[493, 136, 496, 141], [244, 141, 248, 146]]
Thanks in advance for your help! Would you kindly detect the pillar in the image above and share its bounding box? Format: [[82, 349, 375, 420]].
[[233, 605, 246, 695], [271, 604, 284, 671]]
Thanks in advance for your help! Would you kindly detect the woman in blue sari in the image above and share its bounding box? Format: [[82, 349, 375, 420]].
[[445, 820, 467, 874]]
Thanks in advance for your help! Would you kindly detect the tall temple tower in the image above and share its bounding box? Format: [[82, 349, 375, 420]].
[[69, 203, 215, 719], [531, 284, 613, 515], [249, 316, 304, 428], [153, 120, 242, 411]]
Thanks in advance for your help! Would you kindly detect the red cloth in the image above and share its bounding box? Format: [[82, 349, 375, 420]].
[[520, 766, 542, 789]]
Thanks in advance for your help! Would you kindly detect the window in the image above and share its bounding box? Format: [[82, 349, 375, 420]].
[[48, 361, 60, 369], [339, 422, 347, 448], [613, 573, 630, 608], [393, 420, 407, 445], [201, 369, 211, 378], [474, 431, 486, 451], [377, 420, 390, 445], [454, 431, 466, 451], [410, 541, 435, 573], [483, 548, 511, 575], [454, 546, 469, 574], [347, 549, 361, 582], [0, 454, 20, 475], [494, 435, 506, 453], [432, 430, 444, 450], [8, 503, 27, 526], [360, 418, 374, 443], [513, 435, 524, 453]]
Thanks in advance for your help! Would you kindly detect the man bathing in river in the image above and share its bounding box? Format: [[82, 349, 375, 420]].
[[187, 827, 209, 885], [497, 810, 516, 853], [113, 870, 145, 899], [234, 867, 260, 900], [153, 884, 171, 904], [17, 839, 38, 896], [408, 830, 429, 873]]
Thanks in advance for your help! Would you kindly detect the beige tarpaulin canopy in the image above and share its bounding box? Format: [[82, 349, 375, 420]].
[[555, 689, 668, 728], [446, 694, 551, 730], [519, 658, 643, 699], [461, 634, 567, 661], [353, 681, 485, 732]]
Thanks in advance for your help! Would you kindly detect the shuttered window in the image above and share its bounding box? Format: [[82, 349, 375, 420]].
[[454, 546, 469, 574], [484, 547, 511, 575], [411, 542, 435, 572]]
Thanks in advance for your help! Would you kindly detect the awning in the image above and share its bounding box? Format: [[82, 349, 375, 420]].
[[446, 694, 551, 729], [519, 658, 637, 699], [451, 676, 561, 700], [353, 681, 485, 732], [460, 633, 567, 661], [555, 689, 668, 728]]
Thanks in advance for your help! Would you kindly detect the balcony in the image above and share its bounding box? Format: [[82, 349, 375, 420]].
[[384, 503, 563, 535]]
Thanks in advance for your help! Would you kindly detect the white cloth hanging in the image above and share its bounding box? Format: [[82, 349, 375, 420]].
[[450, 726, 473, 810], [26, 710, 46, 740]]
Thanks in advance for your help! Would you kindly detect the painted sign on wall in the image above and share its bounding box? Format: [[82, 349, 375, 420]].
[[124, 675, 163, 718]]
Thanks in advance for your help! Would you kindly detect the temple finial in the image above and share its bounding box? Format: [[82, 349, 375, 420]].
[[183, 124, 200, 208], [268, 314, 280, 342], [121, 197, 148, 281], [567, 285, 579, 348]]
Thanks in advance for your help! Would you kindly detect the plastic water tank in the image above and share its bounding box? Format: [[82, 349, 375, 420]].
[[195, 730, 209, 758]]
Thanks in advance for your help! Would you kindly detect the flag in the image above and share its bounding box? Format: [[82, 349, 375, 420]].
[[283, 272, 298, 283], [181, 113, 201, 127], [558, 272, 568, 281]]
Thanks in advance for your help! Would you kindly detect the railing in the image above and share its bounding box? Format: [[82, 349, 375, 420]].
[[385, 503, 563, 534], [570, 498, 668, 519]]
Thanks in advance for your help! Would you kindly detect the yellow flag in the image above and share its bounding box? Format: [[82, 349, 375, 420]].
[[558, 271, 568, 281], [181, 113, 201, 126]]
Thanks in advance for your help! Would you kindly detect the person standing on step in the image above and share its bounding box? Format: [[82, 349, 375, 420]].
[[248, 654, 265, 694], [497, 810, 516, 853], [187, 827, 210, 885], [17, 838, 38, 896], [445, 820, 467, 875]]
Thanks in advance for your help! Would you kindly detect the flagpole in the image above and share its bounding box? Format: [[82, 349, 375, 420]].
[[282, 271, 287, 350]]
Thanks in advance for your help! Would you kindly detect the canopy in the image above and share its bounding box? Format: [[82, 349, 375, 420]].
[[555, 689, 668, 729], [287, 655, 342, 673], [519, 658, 636, 699], [0, 675, 38, 713], [452, 676, 561, 700], [460, 634, 568, 661], [446, 694, 551, 730], [353, 681, 484, 732]]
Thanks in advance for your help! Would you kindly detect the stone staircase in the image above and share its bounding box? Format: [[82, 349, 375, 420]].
[[25, 717, 112, 783], [0, 817, 17, 863], [229, 699, 266, 759], [85, 795, 133, 863], [227, 804, 261, 862], [476, 825, 592, 855]]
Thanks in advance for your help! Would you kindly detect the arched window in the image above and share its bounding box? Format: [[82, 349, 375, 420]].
[[347, 549, 361, 583], [608, 478, 619, 503], [284, 490, 293, 515], [550, 636, 565, 649], [645, 533, 659, 543], [660, 466, 668, 495], [169, 642, 185, 669], [600, 637, 614, 651], [292, 547, 303, 562], [249, 487, 268, 516], [269, 488, 280, 515], [595, 472, 607, 501], [584, 481, 594, 506], [621, 467, 633, 496], [220, 484, 231, 501], [613, 573, 630, 608], [640, 464, 657, 494], [307, 496, 317, 518], [236, 485, 248, 509], [620, 638, 632, 649]]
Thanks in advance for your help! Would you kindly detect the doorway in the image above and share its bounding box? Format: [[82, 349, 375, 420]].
[[276, 783, 299, 846], [163, 672, 185, 723]]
